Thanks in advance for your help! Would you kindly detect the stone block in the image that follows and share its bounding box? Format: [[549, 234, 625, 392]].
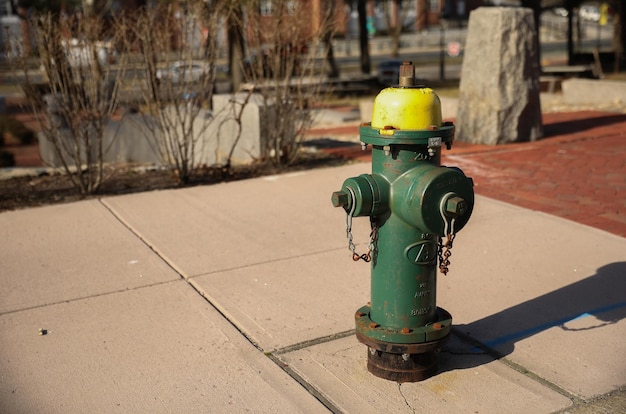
[[456, 7, 542, 145]]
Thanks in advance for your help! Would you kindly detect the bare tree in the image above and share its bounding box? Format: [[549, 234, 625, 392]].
[[124, 0, 230, 184], [322, 0, 340, 78], [607, 0, 625, 71], [227, 2, 246, 92], [357, 0, 371, 74], [238, 0, 334, 166], [382, 0, 412, 58], [9, 11, 126, 194]]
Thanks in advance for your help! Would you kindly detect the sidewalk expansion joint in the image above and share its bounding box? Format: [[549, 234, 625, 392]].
[[187, 247, 350, 279], [266, 352, 344, 414], [451, 328, 585, 406], [99, 199, 265, 350], [267, 331, 357, 413], [272, 329, 355, 356], [550, 386, 626, 413], [100, 200, 344, 412], [0, 280, 176, 316]]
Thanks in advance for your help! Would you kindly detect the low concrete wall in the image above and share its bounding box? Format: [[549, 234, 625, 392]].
[[38, 93, 276, 168], [562, 79, 626, 105], [209, 93, 266, 165], [38, 114, 161, 167]]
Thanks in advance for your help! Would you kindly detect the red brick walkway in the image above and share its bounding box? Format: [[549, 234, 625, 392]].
[[315, 111, 626, 238]]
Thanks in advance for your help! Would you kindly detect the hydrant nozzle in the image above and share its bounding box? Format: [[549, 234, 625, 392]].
[[331, 75, 475, 383]]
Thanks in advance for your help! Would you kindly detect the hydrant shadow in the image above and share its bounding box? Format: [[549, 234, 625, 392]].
[[439, 261, 626, 372]]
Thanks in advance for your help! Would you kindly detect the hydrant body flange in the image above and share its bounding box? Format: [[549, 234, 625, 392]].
[[331, 63, 474, 383]]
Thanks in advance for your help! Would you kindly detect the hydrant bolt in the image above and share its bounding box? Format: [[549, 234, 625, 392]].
[[445, 196, 468, 217]]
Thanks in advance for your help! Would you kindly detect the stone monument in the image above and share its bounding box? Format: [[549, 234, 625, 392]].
[[456, 7, 542, 145]]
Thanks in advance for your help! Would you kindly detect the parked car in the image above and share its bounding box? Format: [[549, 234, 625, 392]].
[[376, 59, 403, 86], [156, 61, 212, 84]]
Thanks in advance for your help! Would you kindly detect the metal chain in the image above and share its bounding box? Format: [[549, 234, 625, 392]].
[[438, 195, 457, 275], [345, 187, 377, 262], [437, 230, 456, 275]]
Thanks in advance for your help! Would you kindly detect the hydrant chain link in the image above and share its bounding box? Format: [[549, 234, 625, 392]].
[[437, 233, 456, 276], [345, 186, 376, 262], [438, 198, 458, 275]]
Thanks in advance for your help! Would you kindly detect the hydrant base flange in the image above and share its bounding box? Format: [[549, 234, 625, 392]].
[[357, 331, 449, 383], [355, 306, 452, 345]]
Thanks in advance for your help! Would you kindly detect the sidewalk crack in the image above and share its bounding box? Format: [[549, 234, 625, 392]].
[[398, 383, 417, 414]]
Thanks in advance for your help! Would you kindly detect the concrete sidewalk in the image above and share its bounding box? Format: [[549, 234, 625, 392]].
[[1, 162, 624, 413]]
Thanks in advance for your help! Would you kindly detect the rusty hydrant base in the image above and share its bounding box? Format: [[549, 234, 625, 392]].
[[356, 330, 449, 383]]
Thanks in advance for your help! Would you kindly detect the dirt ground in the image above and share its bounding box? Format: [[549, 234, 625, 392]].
[[0, 94, 352, 211], [0, 152, 348, 212]]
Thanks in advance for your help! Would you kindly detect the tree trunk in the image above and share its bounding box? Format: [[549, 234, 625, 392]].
[[614, 1, 625, 72], [357, 0, 370, 74], [228, 6, 246, 92], [324, 34, 340, 78], [323, 0, 339, 78]]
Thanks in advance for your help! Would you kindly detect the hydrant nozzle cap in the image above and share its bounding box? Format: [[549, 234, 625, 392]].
[[398, 62, 415, 87], [331, 191, 349, 208]]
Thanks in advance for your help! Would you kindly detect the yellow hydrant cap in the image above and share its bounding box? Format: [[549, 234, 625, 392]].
[[371, 62, 442, 131]]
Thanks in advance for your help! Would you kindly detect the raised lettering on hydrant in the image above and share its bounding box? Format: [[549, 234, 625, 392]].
[[331, 62, 474, 382]]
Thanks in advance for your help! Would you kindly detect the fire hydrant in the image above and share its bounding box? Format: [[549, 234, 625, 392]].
[[331, 62, 474, 382]]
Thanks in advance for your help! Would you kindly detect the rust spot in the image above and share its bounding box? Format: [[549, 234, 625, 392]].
[[401, 327, 411, 334], [433, 323, 443, 330], [428, 125, 438, 130], [382, 125, 395, 130], [369, 322, 379, 329], [355, 312, 365, 318]]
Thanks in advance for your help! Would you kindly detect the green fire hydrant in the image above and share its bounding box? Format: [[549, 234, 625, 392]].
[[331, 62, 474, 382]]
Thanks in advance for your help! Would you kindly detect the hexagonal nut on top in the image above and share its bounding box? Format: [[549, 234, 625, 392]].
[[445, 196, 468, 217]]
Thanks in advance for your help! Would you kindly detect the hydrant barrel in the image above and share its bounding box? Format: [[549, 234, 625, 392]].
[[332, 62, 474, 383]]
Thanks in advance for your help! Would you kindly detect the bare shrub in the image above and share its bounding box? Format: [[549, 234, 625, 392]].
[[9, 12, 126, 194], [382, 0, 414, 58], [123, 1, 234, 184], [237, 0, 334, 166]]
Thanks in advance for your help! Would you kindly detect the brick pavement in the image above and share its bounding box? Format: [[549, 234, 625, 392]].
[[311, 111, 626, 238]]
